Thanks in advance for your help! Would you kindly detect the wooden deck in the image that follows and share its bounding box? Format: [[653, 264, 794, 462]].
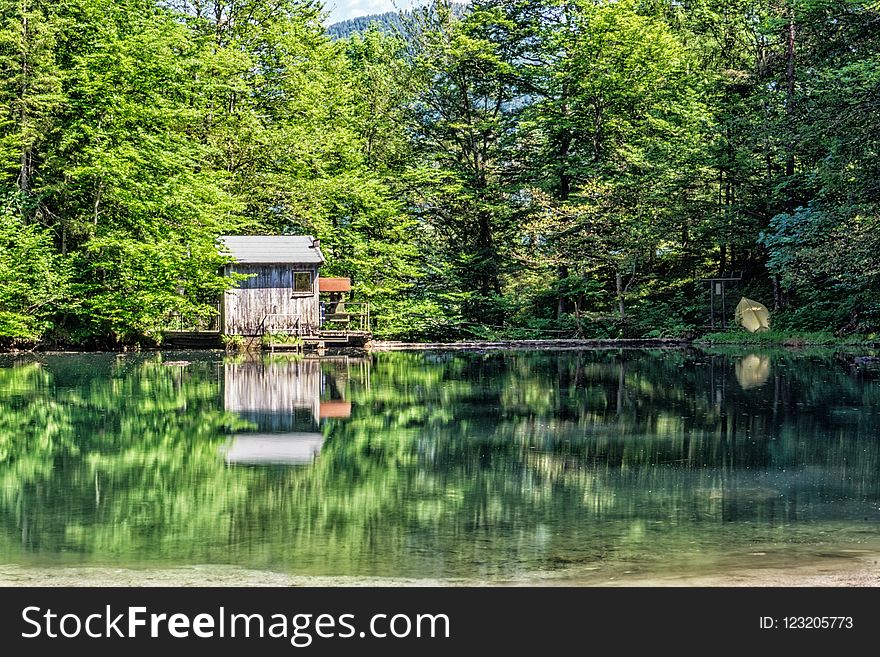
[[162, 331, 223, 349], [161, 329, 371, 352], [267, 330, 372, 352]]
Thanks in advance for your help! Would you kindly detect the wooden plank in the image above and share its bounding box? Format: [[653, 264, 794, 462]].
[[162, 331, 222, 348], [368, 338, 691, 352]]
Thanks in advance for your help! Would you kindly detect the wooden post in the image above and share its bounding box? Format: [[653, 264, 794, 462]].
[[709, 281, 715, 329]]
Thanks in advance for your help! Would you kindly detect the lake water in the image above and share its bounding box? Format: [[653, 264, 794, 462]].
[[1, 349, 879, 584]]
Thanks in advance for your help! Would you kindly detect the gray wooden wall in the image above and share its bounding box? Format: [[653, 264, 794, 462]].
[[223, 358, 322, 423], [222, 264, 320, 335]]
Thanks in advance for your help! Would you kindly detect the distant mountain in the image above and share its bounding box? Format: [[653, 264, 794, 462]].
[[327, 11, 405, 40], [326, 3, 469, 41]]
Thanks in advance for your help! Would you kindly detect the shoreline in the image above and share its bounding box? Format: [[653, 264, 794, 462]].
[[3, 553, 878, 587], [5, 336, 880, 356], [368, 338, 691, 351]]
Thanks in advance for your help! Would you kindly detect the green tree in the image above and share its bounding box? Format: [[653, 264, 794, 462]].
[[760, 0, 880, 331], [466, 1, 710, 334], [405, 1, 523, 330], [0, 0, 62, 206], [33, 0, 240, 343], [0, 193, 68, 342]]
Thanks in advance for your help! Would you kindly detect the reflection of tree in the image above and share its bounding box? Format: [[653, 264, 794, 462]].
[[0, 354, 248, 560], [0, 350, 878, 578]]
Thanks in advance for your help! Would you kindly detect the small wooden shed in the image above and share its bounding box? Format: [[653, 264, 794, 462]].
[[219, 235, 324, 336]]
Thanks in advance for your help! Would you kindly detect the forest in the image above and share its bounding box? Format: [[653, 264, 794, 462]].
[[326, 9, 407, 39], [0, 0, 878, 347]]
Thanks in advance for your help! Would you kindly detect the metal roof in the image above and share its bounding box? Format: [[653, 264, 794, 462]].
[[218, 235, 325, 264]]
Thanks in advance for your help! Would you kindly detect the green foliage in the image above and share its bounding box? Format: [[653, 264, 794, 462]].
[[403, 2, 522, 328], [695, 330, 875, 346], [261, 332, 303, 347], [0, 0, 63, 189], [627, 292, 699, 339], [221, 333, 244, 352], [0, 192, 69, 343], [0, 0, 878, 345]]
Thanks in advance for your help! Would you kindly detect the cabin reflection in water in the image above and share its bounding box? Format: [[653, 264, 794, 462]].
[[220, 357, 354, 466]]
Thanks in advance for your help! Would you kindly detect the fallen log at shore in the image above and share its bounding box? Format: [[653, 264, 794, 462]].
[[368, 338, 691, 352]]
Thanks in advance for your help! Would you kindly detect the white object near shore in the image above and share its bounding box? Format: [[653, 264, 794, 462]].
[[735, 297, 770, 333]]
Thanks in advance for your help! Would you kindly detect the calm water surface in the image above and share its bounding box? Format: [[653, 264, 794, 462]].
[[1, 349, 879, 583]]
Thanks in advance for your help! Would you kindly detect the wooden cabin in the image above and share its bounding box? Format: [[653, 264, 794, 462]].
[[219, 235, 324, 336], [162, 235, 370, 350]]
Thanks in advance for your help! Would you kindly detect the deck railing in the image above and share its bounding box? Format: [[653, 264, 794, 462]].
[[164, 301, 372, 337], [163, 302, 221, 332], [259, 313, 304, 336], [320, 301, 370, 333]]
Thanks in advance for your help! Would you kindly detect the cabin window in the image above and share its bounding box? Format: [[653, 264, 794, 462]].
[[292, 271, 313, 294]]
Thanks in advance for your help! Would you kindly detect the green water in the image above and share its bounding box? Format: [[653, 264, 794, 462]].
[[1, 349, 879, 583]]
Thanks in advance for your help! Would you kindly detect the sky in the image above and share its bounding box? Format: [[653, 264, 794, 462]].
[[323, 1, 419, 24]]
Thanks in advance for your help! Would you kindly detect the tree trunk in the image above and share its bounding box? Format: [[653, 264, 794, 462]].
[[478, 209, 500, 297], [772, 273, 787, 311], [616, 271, 625, 320], [784, 6, 796, 205], [19, 11, 30, 207], [556, 264, 569, 319]]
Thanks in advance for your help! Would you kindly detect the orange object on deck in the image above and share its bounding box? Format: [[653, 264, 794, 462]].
[[318, 277, 351, 293]]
